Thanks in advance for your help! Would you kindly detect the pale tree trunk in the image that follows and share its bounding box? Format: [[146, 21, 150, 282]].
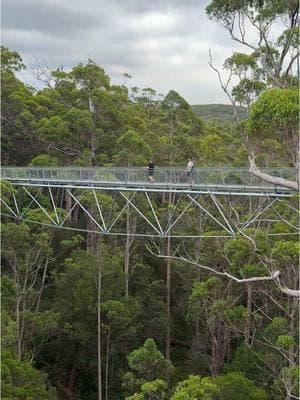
[[193, 232, 203, 356], [244, 283, 252, 345], [73, 204, 79, 223], [19, 260, 33, 359], [87, 205, 97, 251], [16, 295, 22, 361], [166, 233, 171, 363], [35, 255, 49, 313], [105, 327, 110, 400], [285, 296, 298, 400], [165, 190, 172, 366], [12, 256, 22, 361], [89, 96, 96, 166], [96, 237, 103, 400], [249, 151, 299, 190], [194, 270, 201, 356], [65, 192, 72, 221], [124, 207, 130, 297], [20, 277, 28, 358]]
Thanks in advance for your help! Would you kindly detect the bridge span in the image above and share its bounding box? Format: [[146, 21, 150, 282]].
[[1, 167, 297, 196], [1, 167, 298, 238]]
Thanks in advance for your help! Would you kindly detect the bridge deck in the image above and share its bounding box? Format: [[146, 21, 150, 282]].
[[1, 167, 297, 197]]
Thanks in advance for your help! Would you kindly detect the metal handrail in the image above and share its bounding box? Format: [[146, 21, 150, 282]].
[[1, 166, 298, 188]]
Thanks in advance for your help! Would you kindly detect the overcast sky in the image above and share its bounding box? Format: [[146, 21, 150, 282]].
[[2, 0, 243, 104]]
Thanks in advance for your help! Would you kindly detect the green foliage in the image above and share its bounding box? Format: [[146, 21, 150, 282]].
[[224, 238, 252, 267], [225, 344, 265, 383], [263, 317, 288, 341], [191, 104, 247, 122], [271, 240, 299, 265], [123, 339, 174, 394], [116, 129, 152, 166], [60, 234, 85, 250], [1, 46, 25, 72], [214, 372, 268, 400], [126, 379, 168, 400], [1, 351, 57, 399], [29, 154, 59, 166], [276, 335, 295, 349], [170, 375, 219, 400], [248, 88, 299, 136], [1, 45, 299, 400]]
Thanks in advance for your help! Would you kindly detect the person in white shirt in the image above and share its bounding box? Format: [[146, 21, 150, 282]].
[[186, 158, 194, 184]]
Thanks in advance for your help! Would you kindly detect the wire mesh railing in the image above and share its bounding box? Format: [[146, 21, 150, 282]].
[[1, 166, 298, 189]]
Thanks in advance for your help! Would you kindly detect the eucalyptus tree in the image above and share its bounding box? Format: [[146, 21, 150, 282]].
[[1, 47, 41, 165], [1, 222, 59, 362], [206, 0, 299, 188]]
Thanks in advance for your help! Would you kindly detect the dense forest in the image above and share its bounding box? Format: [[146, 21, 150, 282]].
[[191, 104, 247, 122], [1, 1, 299, 399]]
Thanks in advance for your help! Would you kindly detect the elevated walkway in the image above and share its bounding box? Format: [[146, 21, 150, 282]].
[[1, 167, 297, 197], [1, 167, 297, 238]]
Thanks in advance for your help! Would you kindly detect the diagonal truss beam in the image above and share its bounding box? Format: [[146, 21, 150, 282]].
[[23, 187, 58, 226], [1, 212, 298, 238], [1, 182, 296, 238], [120, 192, 162, 235], [106, 192, 136, 233], [1, 198, 18, 218], [209, 193, 235, 234], [59, 191, 84, 227], [163, 197, 195, 236], [144, 191, 163, 235], [239, 198, 278, 231], [187, 194, 233, 235], [12, 192, 20, 216], [48, 186, 60, 225], [93, 189, 107, 232], [66, 189, 105, 232]]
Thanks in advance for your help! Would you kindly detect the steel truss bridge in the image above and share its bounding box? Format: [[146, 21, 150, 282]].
[[1, 167, 298, 239]]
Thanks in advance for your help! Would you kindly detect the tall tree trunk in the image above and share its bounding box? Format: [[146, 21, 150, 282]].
[[166, 234, 171, 363], [285, 296, 298, 400], [73, 204, 79, 223], [96, 237, 103, 400], [16, 295, 22, 361], [12, 256, 22, 361], [166, 191, 173, 368], [194, 268, 201, 356], [35, 255, 49, 313], [245, 283, 252, 345], [89, 96, 96, 165], [211, 322, 227, 376], [87, 205, 97, 251], [105, 327, 110, 400], [124, 206, 130, 297], [65, 191, 72, 221]]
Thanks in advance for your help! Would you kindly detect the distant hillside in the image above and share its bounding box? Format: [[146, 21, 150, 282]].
[[191, 104, 247, 122]]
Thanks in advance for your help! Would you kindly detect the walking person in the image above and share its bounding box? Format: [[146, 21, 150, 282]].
[[147, 159, 155, 183], [186, 158, 194, 184]]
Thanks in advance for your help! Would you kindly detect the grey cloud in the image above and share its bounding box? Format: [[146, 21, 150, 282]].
[[2, 0, 102, 37], [109, 0, 205, 14], [2, 0, 238, 104]]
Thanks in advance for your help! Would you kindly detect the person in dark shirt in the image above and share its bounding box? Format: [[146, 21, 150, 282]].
[[147, 160, 155, 182]]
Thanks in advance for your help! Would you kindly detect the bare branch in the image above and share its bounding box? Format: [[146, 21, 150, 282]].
[[208, 50, 238, 121], [28, 56, 57, 88], [146, 246, 300, 297]]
